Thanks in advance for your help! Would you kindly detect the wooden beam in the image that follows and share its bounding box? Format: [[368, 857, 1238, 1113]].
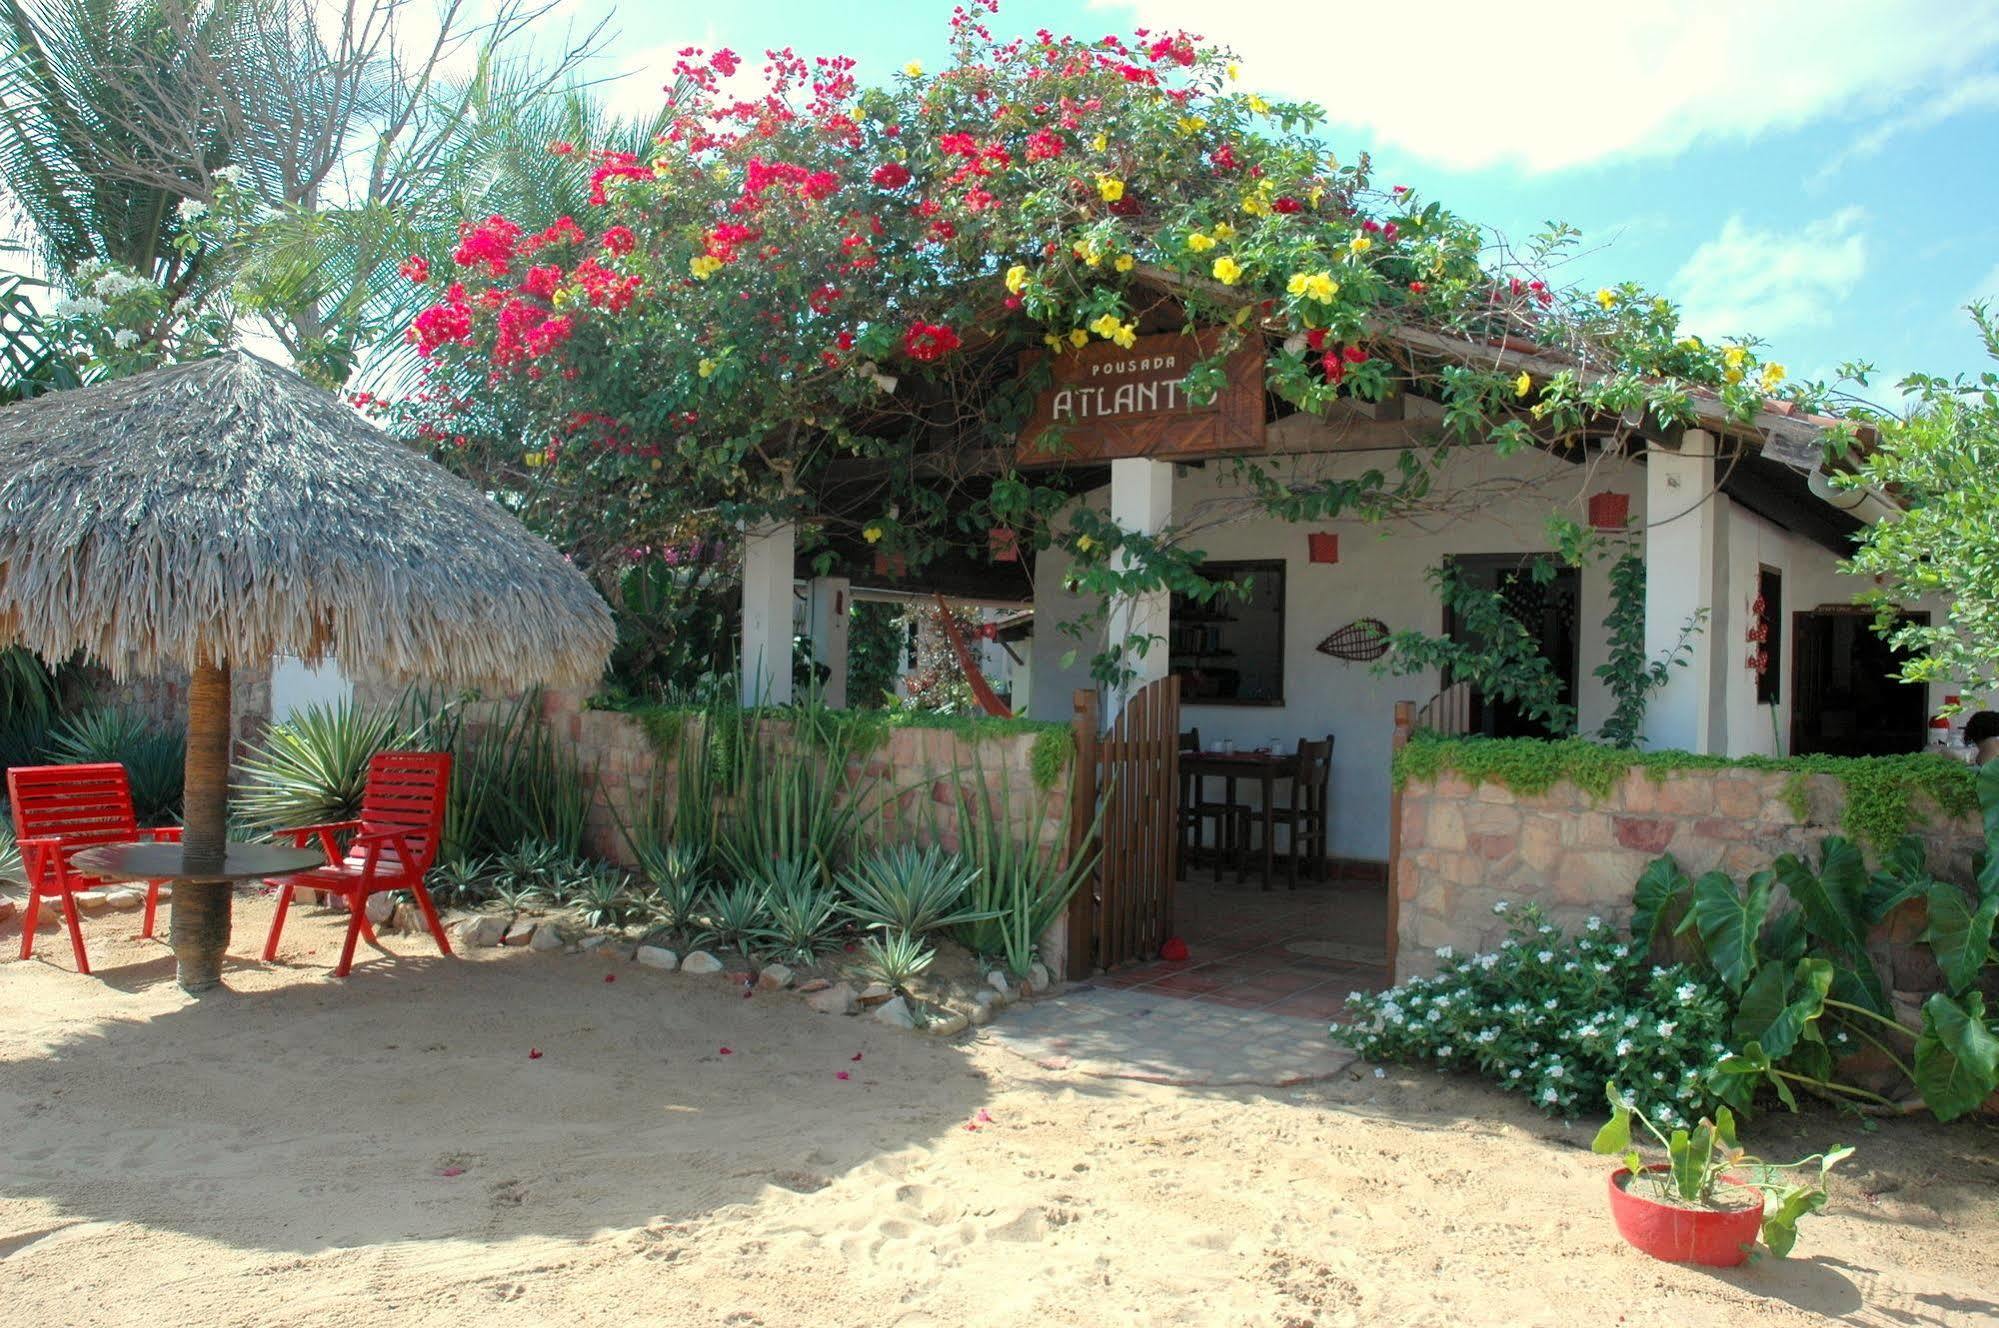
[[1264, 410, 1437, 455]]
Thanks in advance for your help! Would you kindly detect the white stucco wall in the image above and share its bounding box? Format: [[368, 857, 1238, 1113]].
[[1027, 443, 1924, 863]]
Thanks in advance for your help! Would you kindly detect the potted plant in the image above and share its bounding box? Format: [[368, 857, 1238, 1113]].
[[1591, 1082, 1852, 1266]]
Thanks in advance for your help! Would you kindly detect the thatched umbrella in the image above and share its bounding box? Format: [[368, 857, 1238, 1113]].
[[0, 349, 614, 992]]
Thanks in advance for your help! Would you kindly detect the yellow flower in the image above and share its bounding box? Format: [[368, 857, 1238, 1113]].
[[689, 255, 723, 279], [1595, 287, 1617, 310], [1348, 235, 1373, 255], [1211, 221, 1237, 240], [1760, 362, 1786, 390], [1068, 328, 1089, 348], [1175, 116, 1206, 137], [1325, 152, 1340, 171], [1074, 238, 1102, 267], [1005, 263, 1029, 294], [1307, 185, 1325, 206], [1722, 345, 1748, 370], [1514, 371, 1532, 398], [1089, 313, 1123, 340], [1077, 534, 1097, 552], [903, 60, 923, 77], [1043, 332, 1063, 351], [1211, 256, 1243, 285], [1724, 368, 1745, 384], [1114, 254, 1134, 272], [1241, 193, 1271, 217], [1287, 270, 1337, 302], [522, 450, 545, 468], [1676, 335, 1704, 351], [1111, 322, 1137, 349], [1096, 175, 1125, 202], [697, 357, 717, 379], [1286, 272, 1309, 296], [651, 157, 672, 178], [1226, 61, 1240, 81], [1186, 231, 1217, 252], [863, 524, 884, 544], [1247, 94, 1270, 114], [1091, 131, 1108, 152]]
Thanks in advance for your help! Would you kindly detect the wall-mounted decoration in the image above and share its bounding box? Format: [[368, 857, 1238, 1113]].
[[989, 527, 1019, 562], [1587, 491, 1631, 530], [1316, 617, 1391, 662], [872, 550, 908, 579], [1307, 532, 1340, 564]]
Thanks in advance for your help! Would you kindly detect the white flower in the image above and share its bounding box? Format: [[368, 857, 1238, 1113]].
[[91, 269, 146, 300], [1536, 950, 1554, 963], [1436, 1045, 1453, 1057], [213, 164, 244, 185], [1586, 916, 1604, 931], [1615, 1039, 1635, 1057], [1675, 983, 1700, 1003], [1509, 1068, 1523, 1079], [50, 294, 107, 320], [1540, 1087, 1559, 1104], [1657, 1021, 1677, 1038], [176, 198, 208, 222], [111, 328, 139, 349], [1373, 1067, 1386, 1078], [1542, 998, 1558, 1011], [1491, 900, 1510, 914], [1434, 945, 1455, 960]]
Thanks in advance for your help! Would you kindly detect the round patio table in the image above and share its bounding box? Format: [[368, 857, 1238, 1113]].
[[70, 842, 324, 981]]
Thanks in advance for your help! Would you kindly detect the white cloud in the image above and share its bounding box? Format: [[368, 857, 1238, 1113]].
[[597, 38, 772, 125], [1812, 72, 1999, 184], [1673, 208, 1868, 340], [1106, 0, 1999, 172]]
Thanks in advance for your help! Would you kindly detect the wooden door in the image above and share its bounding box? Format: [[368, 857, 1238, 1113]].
[[1064, 676, 1181, 976]]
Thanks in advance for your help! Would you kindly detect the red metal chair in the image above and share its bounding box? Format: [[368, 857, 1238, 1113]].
[[261, 751, 454, 977], [8, 762, 181, 974]]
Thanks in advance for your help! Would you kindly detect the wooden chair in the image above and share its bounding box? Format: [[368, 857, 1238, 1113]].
[[7, 762, 181, 974], [261, 752, 454, 977], [1254, 735, 1335, 889], [1177, 727, 1250, 883]]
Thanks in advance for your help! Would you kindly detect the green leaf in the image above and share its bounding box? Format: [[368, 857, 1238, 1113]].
[[1776, 838, 1870, 958], [1912, 992, 1999, 1121], [1670, 1122, 1714, 1201], [1631, 855, 1690, 951], [1922, 882, 1999, 995], [1689, 869, 1770, 991], [1733, 957, 1832, 1061], [1759, 1184, 1828, 1258]]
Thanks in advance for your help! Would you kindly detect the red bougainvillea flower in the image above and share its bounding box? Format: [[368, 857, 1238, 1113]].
[[587, 151, 651, 205], [453, 215, 522, 276], [902, 321, 961, 362], [604, 973, 616, 983], [835, 1070, 851, 1081], [851, 1052, 863, 1061], [718, 1047, 733, 1056], [528, 1048, 543, 1060], [711, 47, 740, 76], [602, 225, 636, 256], [1024, 128, 1066, 162], [549, 140, 575, 156], [437, 1166, 465, 1177], [1408, 281, 1427, 294], [870, 160, 912, 189], [398, 254, 429, 283], [520, 264, 562, 300], [1342, 344, 1369, 364]]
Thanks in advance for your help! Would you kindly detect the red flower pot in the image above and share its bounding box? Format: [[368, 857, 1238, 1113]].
[[1607, 1166, 1764, 1267]]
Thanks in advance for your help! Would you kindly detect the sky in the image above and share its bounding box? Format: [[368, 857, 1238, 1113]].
[[542, 0, 1999, 406]]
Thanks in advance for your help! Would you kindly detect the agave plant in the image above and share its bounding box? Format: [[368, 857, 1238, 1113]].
[[632, 840, 707, 934], [234, 699, 428, 832], [698, 879, 770, 963], [839, 843, 991, 937], [947, 762, 1100, 977], [425, 855, 494, 910], [47, 707, 185, 823], [0, 824, 21, 881], [851, 930, 935, 995], [562, 866, 637, 929], [756, 856, 846, 963]]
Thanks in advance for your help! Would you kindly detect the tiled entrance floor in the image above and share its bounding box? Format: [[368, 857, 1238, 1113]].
[[1093, 875, 1392, 1023]]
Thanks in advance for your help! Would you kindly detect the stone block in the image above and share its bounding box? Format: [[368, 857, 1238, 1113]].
[[1654, 778, 1714, 818], [1612, 816, 1676, 855], [806, 982, 856, 1015], [680, 950, 724, 974], [871, 996, 915, 1029], [1692, 817, 1751, 843], [1474, 782, 1515, 805], [1518, 819, 1562, 873], [757, 964, 795, 991], [1428, 803, 1467, 851], [502, 915, 537, 946], [1470, 832, 1517, 862], [1712, 775, 1764, 820], [636, 945, 679, 970], [1461, 802, 1521, 836], [1552, 852, 1637, 908]]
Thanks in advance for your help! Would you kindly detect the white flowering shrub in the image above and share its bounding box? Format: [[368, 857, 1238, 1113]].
[[1331, 903, 1735, 1122]]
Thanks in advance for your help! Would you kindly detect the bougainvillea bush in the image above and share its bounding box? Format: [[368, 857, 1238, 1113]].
[[1331, 903, 1735, 1121], [390, 1, 1829, 686]]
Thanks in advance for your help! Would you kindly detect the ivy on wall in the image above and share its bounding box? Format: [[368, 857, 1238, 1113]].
[[1393, 733, 1978, 852]]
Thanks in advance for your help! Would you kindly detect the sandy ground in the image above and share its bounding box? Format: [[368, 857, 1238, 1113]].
[[3, 890, 1997, 1328]]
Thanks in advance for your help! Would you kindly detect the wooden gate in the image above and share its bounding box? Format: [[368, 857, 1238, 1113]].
[[1063, 676, 1181, 977]]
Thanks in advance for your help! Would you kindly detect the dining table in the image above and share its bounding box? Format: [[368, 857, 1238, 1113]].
[[1180, 748, 1293, 889], [69, 840, 324, 972]]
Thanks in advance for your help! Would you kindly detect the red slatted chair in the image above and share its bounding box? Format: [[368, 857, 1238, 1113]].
[[8, 763, 182, 974], [261, 751, 454, 977]]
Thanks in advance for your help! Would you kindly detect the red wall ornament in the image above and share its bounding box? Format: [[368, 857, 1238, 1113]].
[[989, 527, 1019, 562], [1307, 532, 1340, 564], [1587, 492, 1631, 530]]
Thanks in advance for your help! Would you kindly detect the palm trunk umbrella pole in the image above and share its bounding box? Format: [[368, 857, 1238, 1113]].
[[0, 350, 617, 995], [173, 657, 232, 991]]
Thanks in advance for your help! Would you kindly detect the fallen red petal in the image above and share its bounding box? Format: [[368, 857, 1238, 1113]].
[[528, 1048, 542, 1060], [851, 1052, 863, 1062], [976, 1109, 994, 1123], [835, 1071, 850, 1080], [604, 973, 616, 983], [719, 1047, 733, 1055], [437, 1166, 465, 1177]]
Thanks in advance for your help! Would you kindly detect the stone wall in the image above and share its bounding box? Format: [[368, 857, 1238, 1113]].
[[1393, 767, 1982, 989]]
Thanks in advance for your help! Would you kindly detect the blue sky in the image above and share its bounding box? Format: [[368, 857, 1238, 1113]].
[[550, 0, 1999, 406]]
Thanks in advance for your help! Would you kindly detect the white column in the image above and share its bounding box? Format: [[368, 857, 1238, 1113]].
[[1105, 458, 1174, 722], [1642, 432, 1730, 752], [739, 520, 796, 707], [806, 576, 850, 708]]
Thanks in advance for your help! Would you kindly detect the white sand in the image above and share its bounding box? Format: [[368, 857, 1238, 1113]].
[[3, 891, 1995, 1327]]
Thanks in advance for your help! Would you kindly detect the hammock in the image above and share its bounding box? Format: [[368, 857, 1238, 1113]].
[[933, 592, 1013, 718]]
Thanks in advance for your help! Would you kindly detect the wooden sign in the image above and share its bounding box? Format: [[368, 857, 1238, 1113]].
[[1015, 329, 1265, 467]]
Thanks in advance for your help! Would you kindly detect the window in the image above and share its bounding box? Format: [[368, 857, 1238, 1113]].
[[1755, 566, 1782, 706], [1170, 560, 1285, 705], [1441, 554, 1580, 739]]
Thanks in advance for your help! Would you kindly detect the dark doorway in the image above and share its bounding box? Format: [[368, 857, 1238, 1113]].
[[1790, 609, 1928, 756], [1442, 554, 1581, 739]]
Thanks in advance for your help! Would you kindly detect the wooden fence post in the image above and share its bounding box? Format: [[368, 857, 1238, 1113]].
[[1386, 699, 1414, 981], [1063, 688, 1102, 980]]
